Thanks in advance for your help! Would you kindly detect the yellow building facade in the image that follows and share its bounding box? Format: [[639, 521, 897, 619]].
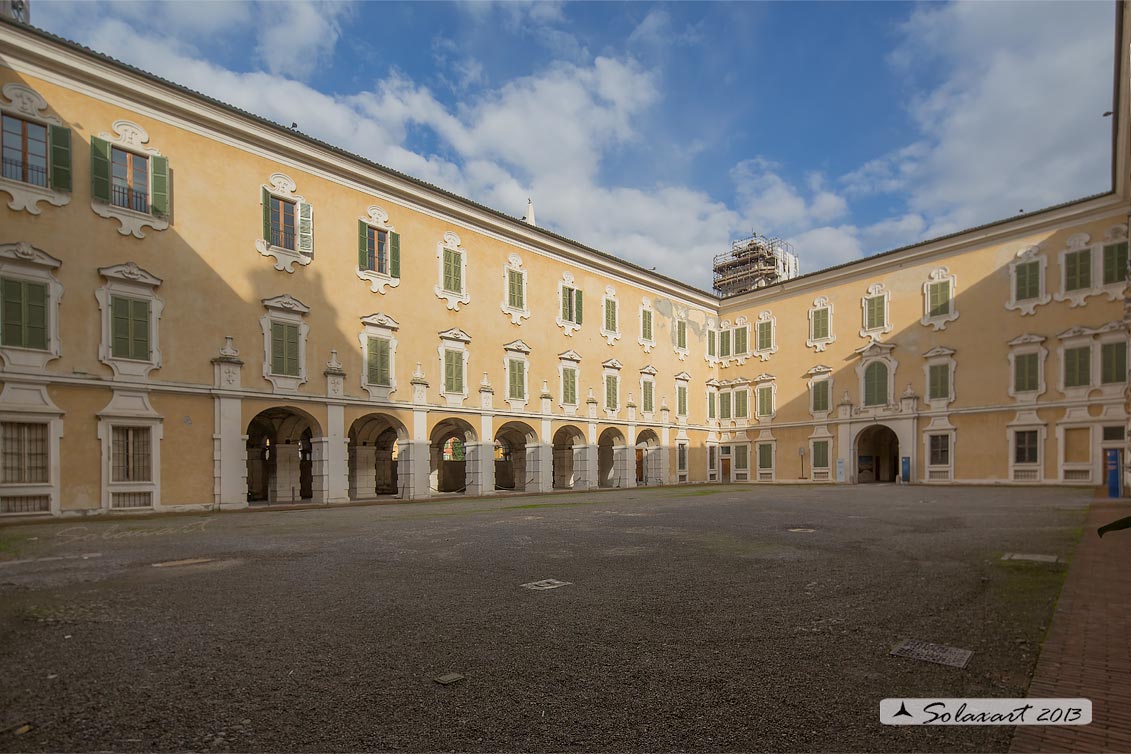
[[0, 9, 1129, 517]]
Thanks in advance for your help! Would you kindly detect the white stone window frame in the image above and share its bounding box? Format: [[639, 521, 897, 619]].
[[1056, 326, 1095, 400], [438, 327, 472, 406], [92, 120, 170, 239], [637, 297, 655, 353], [555, 271, 583, 337], [1100, 224, 1130, 301], [434, 231, 471, 311], [358, 312, 399, 401], [1007, 413, 1045, 483], [1053, 233, 1100, 308], [1007, 333, 1048, 404], [0, 83, 71, 216], [730, 378, 752, 423], [705, 378, 720, 426], [923, 417, 956, 482], [356, 205, 400, 294], [0, 243, 63, 373], [674, 371, 691, 423], [704, 318, 719, 366], [503, 339, 531, 410], [259, 294, 310, 393], [923, 345, 957, 409], [805, 365, 833, 420], [97, 390, 163, 512], [755, 435, 776, 482], [753, 373, 776, 421], [673, 308, 689, 361], [1095, 322, 1128, 398], [921, 267, 959, 331], [602, 358, 623, 418], [859, 283, 892, 340], [256, 173, 311, 273], [808, 433, 834, 478], [96, 262, 164, 381], [600, 286, 621, 346], [1005, 244, 1050, 315], [855, 341, 898, 409], [558, 350, 582, 415], [499, 253, 530, 325], [731, 315, 750, 364], [753, 310, 777, 362], [639, 364, 658, 419], [806, 296, 835, 352], [0, 381, 63, 516]]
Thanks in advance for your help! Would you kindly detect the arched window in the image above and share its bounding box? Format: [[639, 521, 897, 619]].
[[863, 362, 889, 406], [443, 437, 465, 461]]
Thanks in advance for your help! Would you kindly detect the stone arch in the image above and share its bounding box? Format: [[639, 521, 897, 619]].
[[348, 413, 409, 500], [552, 425, 587, 490], [246, 406, 323, 504], [635, 429, 662, 486], [854, 423, 899, 483], [494, 421, 539, 492], [429, 417, 478, 494], [597, 426, 628, 488]]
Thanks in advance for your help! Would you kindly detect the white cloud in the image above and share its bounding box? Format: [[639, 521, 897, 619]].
[[732, 158, 848, 234], [254, 1, 352, 80]]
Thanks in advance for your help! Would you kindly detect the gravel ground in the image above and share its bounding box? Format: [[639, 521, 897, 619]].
[[0, 484, 1087, 752]]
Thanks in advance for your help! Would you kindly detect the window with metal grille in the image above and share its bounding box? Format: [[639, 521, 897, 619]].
[[1014, 430, 1039, 465], [110, 147, 148, 213], [929, 434, 950, 466], [1, 421, 47, 484], [1103, 425, 1125, 442], [1, 114, 48, 187], [111, 426, 151, 482]]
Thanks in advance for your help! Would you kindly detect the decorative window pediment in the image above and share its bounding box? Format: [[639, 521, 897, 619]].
[[91, 120, 170, 238], [854, 340, 896, 359], [558, 349, 582, 362], [600, 286, 621, 346], [503, 338, 532, 354], [439, 327, 472, 344], [805, 364, 833, 377], [1054, 233, 1100, 308], [753, 311, 777, 361], [601, 358, 623, 370], [500, 254, 530, 325], [1008, 333, 1047, 347], [639, 364, 658, 376], [96, 262, 164, 381], [435, 231, 470, 311], [921, 267, 958, 330], [0, 242, 64, 373], [638, 297, 655, 353], [0, 83, 72, 216], [356, 205, 401, 294], [806, 297, 835, 352], [256, 173, 312, 272], [860, 283, 892, 339]]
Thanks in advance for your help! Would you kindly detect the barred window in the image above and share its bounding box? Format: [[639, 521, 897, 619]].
[[111, 426, 151, 482], [1, 422, 47, 484]]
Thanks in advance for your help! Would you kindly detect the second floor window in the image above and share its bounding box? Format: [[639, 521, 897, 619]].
[[110, 295, 150, 361], [676, 319, 687, 349], [111, 426, 152, 482], [442, 248, 463, 294], [864, 295, 886, 330], [641, 309, 653, 341], [561, 286, 583, 324], [270, 321, 300, 376], [1, 114, 47, 187], [811, 380, 829, 412], [1063, 346, 1090, 388], [270, 196, 297, 250], [811, 307, 830, 341], [927, 280, 951, 318], [1013, 352, 1039, 393], [366, 337, 391, 386], [0, 277, 47, 350], [603, 298, 618, 332], [1014, 430, 1039, 464], [507, 269, 524, 310]]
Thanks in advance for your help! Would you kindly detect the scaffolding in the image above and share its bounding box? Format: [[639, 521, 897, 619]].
[[712, 233, 799, 296]]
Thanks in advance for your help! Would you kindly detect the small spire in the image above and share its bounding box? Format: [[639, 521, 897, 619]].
[[524, 198, 536, 226]]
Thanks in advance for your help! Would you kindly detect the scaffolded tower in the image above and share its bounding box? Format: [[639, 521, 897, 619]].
[[712, 233, 799, 296]]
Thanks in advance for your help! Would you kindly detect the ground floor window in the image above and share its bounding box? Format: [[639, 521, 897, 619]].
[[929, 434, 950, 466], [812, 440, 829, 470], [707, 445, 718, 481], [1, 421, 48, 483], [1014, 430, 1038, 465], [112, 426, 152, 482], [732, 445, 748, 482], [677, 442, 688, 483], [757, 442, 774, 481]]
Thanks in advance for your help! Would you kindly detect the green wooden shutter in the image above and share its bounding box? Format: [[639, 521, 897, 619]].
[[677, 320, 686, 349], [149, 155, 169, 217], [1015, 262, 1039, 300], [358, 221, 369, 269], [719, 330, 731, 358], [813, 441, 829, 469], [707, 330, 716, 357], [389, 232, 401, 278], [735, 389, 748, 418], [48, 125, 72, 192], [865, 296, 885, 329], [604, 299, 616, 332], [1065, 347, 1090, 387], [812, 308, 829, 340], [757, 321, 772, 350], [561, 288, 569, 321], [563, 368, 576, 404], [0, 278, 24, 347], [270, 321, 285, 375], [297, 201, 313, 256], [928, 281, 950, 318], [1014, 353, 1037, 392], [508, 359, 524, 399], [677, 385, 687, 416], [707, 392, 716, 419], [1104, 243, 1129, 285], [1066, 251, 1090, 290], [812, 380, 828, 412], [261, 188, 272, 241], [285, 324, 299, 376], [90, 136, 111, 202], [444, 350, 462, 393], [574, 290, 583, 324], [864, 362, 887, 406], [642, 309, 652, 341], [757, 386, 771, 416], [734, 326, 747, 354], [719, 392, 731, 419], [366, 337, 379, 384], [605, 375, 617, 409], [367, 337, 390, 386], [1102, 342, 1127, 384], [928, 363, 949, 400], [129, 299, 150, 359], [758, 444, 773, 470], [508, 270, 523, 309], [643, 381, 653, 412], [111, 296, 131, 358]]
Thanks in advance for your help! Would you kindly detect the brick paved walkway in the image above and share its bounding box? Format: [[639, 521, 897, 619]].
[[1011, 501, 1131, 754]]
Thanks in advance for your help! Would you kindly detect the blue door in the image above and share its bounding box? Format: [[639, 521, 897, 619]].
[[1106, 448, 1122, 498]]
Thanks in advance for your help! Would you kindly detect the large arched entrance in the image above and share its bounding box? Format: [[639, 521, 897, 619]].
[[246, 407, 322, 504], [430, 418, 477, 494], [635, 429, 662, 486], [597, 427, 627, 488], [494, 421, 539, 492], [552, 425, 587, 490], [856, 424, 899, 483], [348, 414, 408, 500]]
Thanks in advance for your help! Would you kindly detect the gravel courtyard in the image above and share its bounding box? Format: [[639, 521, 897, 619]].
[[0, 485, 1087, 752]]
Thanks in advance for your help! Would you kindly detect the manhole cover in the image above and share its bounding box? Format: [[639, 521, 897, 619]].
[[434, 673, 465, 685], [890, 638, 973, 668], [1001, 553, 1060, 563], [788, 528, 816, 533], [521, 579, 572, 590]]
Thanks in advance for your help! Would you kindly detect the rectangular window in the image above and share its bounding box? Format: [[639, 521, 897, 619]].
[[1014, 261, 1041, 301], [756, 321, 772, 351], [507, 269, 524, 310], [811, 380, 829, 413], [707, 391, 716, 420], [1014, 352, 1039, 393], [561, 286, 582, 324], [757, 443, 773, 470], [677, 384, 687, 416], [756, 386, 772, 417], [1065, 249, 1091, 291], [676, 319, 687, 350], [1064, 346, 1091, 388], [269, 321, 299, 376], [707, 329, 716, 357], [0, 277, 47, 350], [366, 337, 391, 386], [442, 248, 462, 293], [734, 389, 748, 419], [642, 380, 654, 413], [928, 363, 950, 400], [1, 421, 48, 483], [1, 114, 48, 187], [508, 359, 525, 400], [1014, 430, 1039, 465], [733, 445, 748, 470], [864, 363, 888, 406], [363, 226, 388, 274], [811, 307, 829, 340], [812, 440, 829, 470], [604, 298, 617, 332], [1103, 425, 1125, 442], [605, 374, 618, 410], [269, 196, 296, 250], [708, 445, 717, 472], [733, 326, 748, 354], [640, 309, 653, 341], [562, 367, 577, 405], [865, 296, 885, 330], [929, 435, 950, 466], [110, 295, 150, 361], [927, 281, 951, 318], [1102, 341, 1127, 384], [111, 426, 151, 482], [677, 443, 688, 472], [1103, 242, 1129, 286], [110, 147, 148, 213], [719, 330, 732, 358], [719, 391, 732, 420], [443, 349, 463, 394]]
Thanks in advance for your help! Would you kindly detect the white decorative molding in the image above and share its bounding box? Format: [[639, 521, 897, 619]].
[[0, 380, 63, 516], [91, 120, 169, 238], [1005, 245, 1050, 315], [500, 253, 531, 325], [753, 373, 777, 421], [259, 294, 310, 393], [438, 327, 472, 406], [557, 350, 581, 415], [806, 296, 835, 352], [95, 262, 164, 381], [502, 338, 531, 410], [1006, 333, 1048, 404], [555, 271, 583, 337], [638, 297, 655, 353], [854, 340, 897, 410], [805, 365, 834, 419], [1, 83, 58, 123], [1101, 224, 1130, 301], [255, 173, 311, 272], [356, 205, 400, 294], [923, 345, 957, 409], [358, 312, 399, 401], [601, 357, 622, 418], [0, 85, 69, 215], [96, 389, 164, 512], [435, 230, 470, 311], [921, 267, 959, 331], [859, 283, 892, 340], [1053, 233, 1099, 308], [753, 310, 778, 361], [0, 243, 64, 373], [600, 285, 621, 346]]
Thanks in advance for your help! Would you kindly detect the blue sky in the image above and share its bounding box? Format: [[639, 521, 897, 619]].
[[38, 0, 1117, 289]]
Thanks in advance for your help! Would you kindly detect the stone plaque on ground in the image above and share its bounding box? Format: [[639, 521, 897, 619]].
[[890, 638, 973, 668]]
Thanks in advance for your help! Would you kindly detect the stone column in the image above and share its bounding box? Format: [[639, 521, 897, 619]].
[[272, 443, 302, 503], [409, 363, 431, 499], [212, 338, 247, 509], [538, 381, 554, 492], [350, 445, 377, 499]]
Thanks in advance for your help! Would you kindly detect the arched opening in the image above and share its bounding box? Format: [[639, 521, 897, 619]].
[[856, 424, 899, 483], [494, 421, 538, 492], [635, 429, 662, 486], [597, 427, 627, 488], [246, 407, 322, 504], [430, 418, 477, 494], [552, 425, 586, 490], [348, 414, 409, 500]]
